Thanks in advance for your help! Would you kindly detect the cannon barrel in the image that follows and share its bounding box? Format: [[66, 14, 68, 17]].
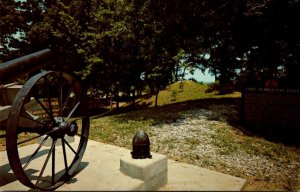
[[0, 49, 55, 83]]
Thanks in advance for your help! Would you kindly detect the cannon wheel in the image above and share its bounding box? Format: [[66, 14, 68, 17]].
[[6, 71, 89, 190]]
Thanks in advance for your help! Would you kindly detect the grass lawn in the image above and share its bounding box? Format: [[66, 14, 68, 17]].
[[134, 80, 241, 107], [0, 129, 5, 151], [89, 80, 241, 149]]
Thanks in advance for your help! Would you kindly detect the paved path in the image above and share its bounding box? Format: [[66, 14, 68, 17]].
[[0, 138, 246, 191]]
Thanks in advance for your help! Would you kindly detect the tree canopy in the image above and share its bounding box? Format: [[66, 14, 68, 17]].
[[1, 0, 300, 94]]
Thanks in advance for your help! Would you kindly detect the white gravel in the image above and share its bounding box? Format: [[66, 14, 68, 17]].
[[149, 104, 300, 190]]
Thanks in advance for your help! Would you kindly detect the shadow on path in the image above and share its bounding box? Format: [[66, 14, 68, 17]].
[[0, 148, 89, 190], [0, 149, 48, 187]]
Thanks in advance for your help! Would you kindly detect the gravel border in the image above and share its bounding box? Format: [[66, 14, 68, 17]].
[[149, 105, 300, 190]]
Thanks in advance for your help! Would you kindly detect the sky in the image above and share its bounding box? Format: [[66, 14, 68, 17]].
[[185, 68, 215, 83]]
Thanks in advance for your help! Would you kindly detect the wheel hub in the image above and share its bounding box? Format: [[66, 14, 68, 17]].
[[50, 117, 78, 139]]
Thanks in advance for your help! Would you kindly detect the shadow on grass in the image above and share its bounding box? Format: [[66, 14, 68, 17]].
[[205, 83, 237, 95], [237, 123, 300, 147], [96, 97, 241, 124], [89, 97, 299, 147]]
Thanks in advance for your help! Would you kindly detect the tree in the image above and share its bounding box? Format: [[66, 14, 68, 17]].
[[3, 0, 300, 97], [0, 0, 26, 61], [250, 0, 300, 85]]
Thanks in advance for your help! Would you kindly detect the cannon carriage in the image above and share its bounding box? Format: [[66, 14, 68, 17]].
[[0, 49, 90, 190]]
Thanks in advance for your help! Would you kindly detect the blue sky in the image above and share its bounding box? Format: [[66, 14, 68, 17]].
[[185, 68, 215, 83]]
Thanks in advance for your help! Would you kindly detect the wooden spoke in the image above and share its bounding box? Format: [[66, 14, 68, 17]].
[[23, 136, 49, 169]]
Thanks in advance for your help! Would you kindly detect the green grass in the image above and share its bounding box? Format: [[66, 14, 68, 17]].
[[88, 80, 241, 149], [135, 80, 241, 107], [0, 129, 5, 150], [90, 115, 154, 149]]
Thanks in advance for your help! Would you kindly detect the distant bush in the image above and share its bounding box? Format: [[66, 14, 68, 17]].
[[188, 77, 198, 83]]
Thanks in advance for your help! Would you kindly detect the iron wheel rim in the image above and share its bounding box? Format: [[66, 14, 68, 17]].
[[6, 71, 89, 190]]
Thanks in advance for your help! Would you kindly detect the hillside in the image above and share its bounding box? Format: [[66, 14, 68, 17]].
[[135, 80, 241, 107]]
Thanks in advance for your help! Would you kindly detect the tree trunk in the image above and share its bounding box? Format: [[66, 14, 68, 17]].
[[154, 90, 159, 107], [116, 90, 119, 109], [175, 64, 179, 82], [132, 89, 136, 106], [109, 92, 113, 111], [181, 67, 186, 80]]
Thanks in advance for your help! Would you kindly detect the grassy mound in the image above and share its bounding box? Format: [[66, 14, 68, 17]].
[[135, 80, 241, 107]]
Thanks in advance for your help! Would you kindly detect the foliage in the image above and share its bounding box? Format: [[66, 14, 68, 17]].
[[241, 0, 300, 86], [0, 0, 27, 61], [2, 0, 300, 93]]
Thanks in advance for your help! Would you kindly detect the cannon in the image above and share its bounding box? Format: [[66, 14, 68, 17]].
[[0, 49, 90, 190]]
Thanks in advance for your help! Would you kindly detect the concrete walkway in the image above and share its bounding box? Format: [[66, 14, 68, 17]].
[[0, 138, 246, 191]]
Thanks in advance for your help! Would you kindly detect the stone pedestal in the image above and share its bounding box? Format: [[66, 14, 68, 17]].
[[120, 153, 168, 190]]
